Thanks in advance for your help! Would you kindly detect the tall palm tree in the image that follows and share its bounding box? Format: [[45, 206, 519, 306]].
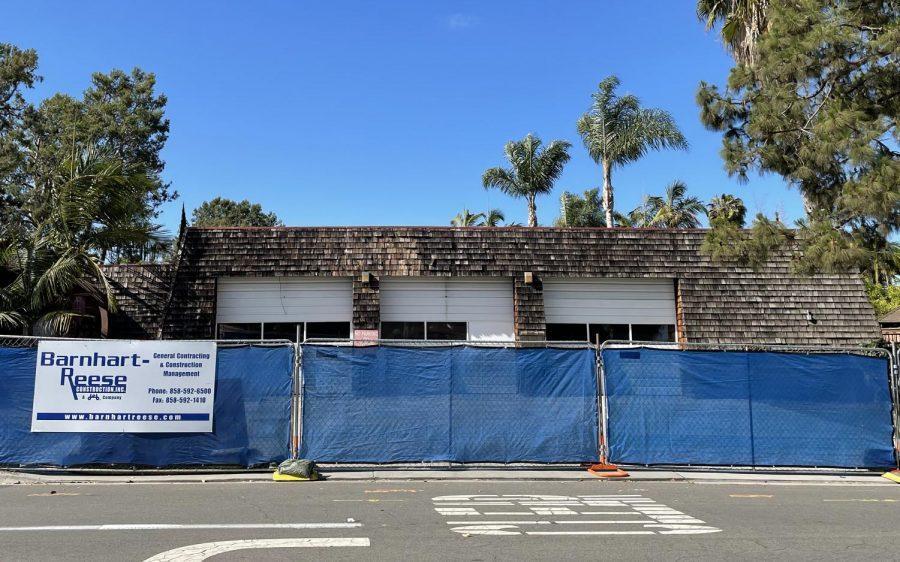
[[697, 0, 769, 66], [577, 76, 688, 228], [0, 148, 163, 335], [482, 134, 571, 227], [647, 181, 706, 228], [451, 209, 485, 227], [706, 193, 747, 227]]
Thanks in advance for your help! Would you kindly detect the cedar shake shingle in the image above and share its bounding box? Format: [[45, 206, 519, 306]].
[[104, 226, 880, 346]]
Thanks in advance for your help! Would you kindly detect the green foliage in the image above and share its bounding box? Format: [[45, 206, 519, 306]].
[[191, 197, 283, 227], [451, 209, 484, 227], [482, 134, 571, 227], [706, 193, 747, 227], [0, 43, 169, 335], [700, 213, 793, 270], [697, 0, 769, 65], [577, 76, 688, 227], [0, 43, 39, 130], [452, 208, 510, 227], [1, 43, 173, 263], [0, 148, 164, 335], [615, 197, 656, 228], [646, 181, 706, 228], [698, 1, 899, 284], [482, 208, 508, 227], [866, 282, 900, 318], [555, 188, 604, 227]]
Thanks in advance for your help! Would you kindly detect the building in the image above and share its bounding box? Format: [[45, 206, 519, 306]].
[[879, 307, 900, 344], [104, 226, 882, 346]]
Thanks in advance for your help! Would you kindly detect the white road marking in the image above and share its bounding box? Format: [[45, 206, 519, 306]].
[[527, 531, 656, 536], [144, 538, 369, 561], [433, 494, 722, 537], [0, 523, 362, 532], [484, 512, 535, 515], [579, 512, 644, 515]]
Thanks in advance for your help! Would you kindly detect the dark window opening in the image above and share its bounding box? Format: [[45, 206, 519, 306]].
[[217, 323, 261, 340], [546, 323, 588, 342], [306, 322, 351, 340], [381, 321, 425, 340], [426, 322, 467, 341], [631, 324, 675, 342], [263, 322, 299, 342], [588, 324, 630, 344]]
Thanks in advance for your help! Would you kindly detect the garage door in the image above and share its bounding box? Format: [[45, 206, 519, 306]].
[[380, 278, 514, 341], [216, 277, 353, 323], [543, 278, 676, 342]]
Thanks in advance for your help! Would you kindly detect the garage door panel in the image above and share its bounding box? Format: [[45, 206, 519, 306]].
[[380, 278, 514, 340], [216, 277, 352, 323], [544, 278, 675, 325]]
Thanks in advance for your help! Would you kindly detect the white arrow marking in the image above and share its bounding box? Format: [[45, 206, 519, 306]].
[[144, 538, 369, 561]]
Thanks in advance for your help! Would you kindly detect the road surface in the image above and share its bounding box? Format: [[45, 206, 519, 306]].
[[0, 479, 897, 560]]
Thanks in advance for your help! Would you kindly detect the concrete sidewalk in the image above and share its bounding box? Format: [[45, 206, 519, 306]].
[[2, 468, 895, 486]]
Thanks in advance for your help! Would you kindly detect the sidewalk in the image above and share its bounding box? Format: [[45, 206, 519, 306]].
[[1, 468, 895, 486]]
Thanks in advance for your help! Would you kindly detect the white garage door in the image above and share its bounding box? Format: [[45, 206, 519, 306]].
[[380, 278, 514, 341], [216, 277, 353, 323], [543, 278, 676, 324]]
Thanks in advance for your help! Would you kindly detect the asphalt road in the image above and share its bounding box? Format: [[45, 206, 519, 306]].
[[0, 480, 897, 561]]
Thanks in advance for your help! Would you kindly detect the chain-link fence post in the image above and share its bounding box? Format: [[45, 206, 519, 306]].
[[294, 342, 306, 457], [891, 342, 900, 468], [595, 336, 610, 463]]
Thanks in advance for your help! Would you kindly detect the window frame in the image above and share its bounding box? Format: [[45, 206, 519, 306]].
[[379, 321, 470, 341], [545, 322, 677, 344], [218, 321, 352, 342]]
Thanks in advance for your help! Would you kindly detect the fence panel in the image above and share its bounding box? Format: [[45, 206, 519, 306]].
[[299, 344, 598, 463], [602, 347, 896, 468], [299, 345, 452, 462], [0, 344, 293, 467]]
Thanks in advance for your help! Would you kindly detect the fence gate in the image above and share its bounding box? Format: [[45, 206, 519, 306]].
[[600, 344, 898, 469], [298, 343, 599, 463]]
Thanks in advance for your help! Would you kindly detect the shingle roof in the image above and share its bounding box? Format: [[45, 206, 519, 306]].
[[139, 226, 880, 346], [104, 263, 171, 339], [879, 307, 900, 325]]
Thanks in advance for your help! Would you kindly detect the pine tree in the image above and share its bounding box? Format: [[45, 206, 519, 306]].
[[697, 1, 899, 284]]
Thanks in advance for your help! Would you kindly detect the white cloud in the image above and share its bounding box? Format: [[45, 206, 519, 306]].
[[447, 13, 479, 30]]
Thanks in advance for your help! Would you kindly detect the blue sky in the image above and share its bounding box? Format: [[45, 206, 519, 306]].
[[2, 1, 802, 232]]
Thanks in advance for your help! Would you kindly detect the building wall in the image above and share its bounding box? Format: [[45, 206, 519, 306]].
[[151, 226, 882, 346]]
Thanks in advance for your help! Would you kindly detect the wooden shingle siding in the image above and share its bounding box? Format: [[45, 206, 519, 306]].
[[145, 226, 880, 346], [104, 263, 171, 339]]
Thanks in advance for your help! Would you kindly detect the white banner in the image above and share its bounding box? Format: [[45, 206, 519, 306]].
[[31, 340, 217, 433]]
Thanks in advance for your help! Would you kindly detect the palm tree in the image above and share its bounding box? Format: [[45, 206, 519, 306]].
[[482, 134, 571, 227], [646, 181, 706, 228], [616, 196, 656, 228], [482, 208, 506, 227], [0, 148, 163, 335], [697, 0, 769, 66], [706, 193, 747, 227], [577, 76, 688, 228], [556, 189, 604, 227], [451, 209, 485, 227]]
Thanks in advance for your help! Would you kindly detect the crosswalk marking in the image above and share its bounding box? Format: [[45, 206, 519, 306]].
[[434, 494, 721, 537]]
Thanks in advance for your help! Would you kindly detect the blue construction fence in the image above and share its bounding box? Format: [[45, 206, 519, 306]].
[[299, 345, 599, 463], [0, 344, 293, 468], [601, 346, 898, 468]]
